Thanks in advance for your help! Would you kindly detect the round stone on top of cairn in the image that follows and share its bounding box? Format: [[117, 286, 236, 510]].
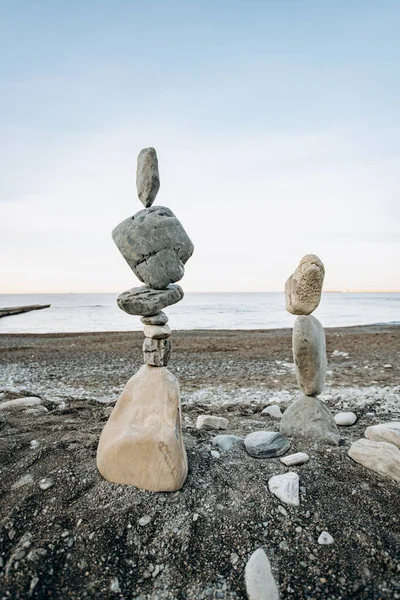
[[280, 254, 340, 445], [97, 147, 194, 492]]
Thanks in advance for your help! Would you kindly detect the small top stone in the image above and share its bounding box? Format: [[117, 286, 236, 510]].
[[136, 147, 160, 208], [285, 254, 325, 315]]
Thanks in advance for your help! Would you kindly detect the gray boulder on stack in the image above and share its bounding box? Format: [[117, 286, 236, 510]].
[[280, 255, 340, 445], [97, 148, 194, 491]]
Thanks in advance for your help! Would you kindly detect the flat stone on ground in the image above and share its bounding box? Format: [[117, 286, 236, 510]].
[[112, 206, 194, 289], [280, 395, 340, 446], [136, 147, 160, 208], [280, 452, 309, 466], [196, 415, 229, 431], [334, 411, 357, 426], [117, 285, 183, 317], [268, 472, 300, 506], [285, 254, 325, 315], [211, 435, 243, 452], [348, 438, 400, 483], [293, 315, 327, 396], [245, 547, 280, 599], [0, 397, 42, 411], [364, 422, 400, 449], [261, 405, 282, 419], [244, 431, 290, 458]]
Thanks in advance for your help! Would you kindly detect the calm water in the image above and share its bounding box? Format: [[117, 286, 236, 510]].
[[0, 293, 399, 334]]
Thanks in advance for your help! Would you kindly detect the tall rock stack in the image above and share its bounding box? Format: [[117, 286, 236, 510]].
[[97, 148, 194, 491], [280, 255, 340, 445]]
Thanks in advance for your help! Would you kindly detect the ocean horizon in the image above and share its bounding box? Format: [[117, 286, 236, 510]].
[[0, 292, 399, 334]]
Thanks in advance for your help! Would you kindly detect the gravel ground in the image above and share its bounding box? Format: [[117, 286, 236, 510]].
[[0, 325, 399, 599]]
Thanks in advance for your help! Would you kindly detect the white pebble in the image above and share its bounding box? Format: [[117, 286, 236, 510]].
[[210, 450, 221, 459], [334, 412, 357, 426], [110, 577, 120, 592], [268, 472, 299, 506], [30, 440, 39, 449], [138, 515, 151, 527], [245, 548, 280, 600], [280, 452, 309, 466], [318, 531, 334, 545], [261, 405, 282, 419], [39, 478, 54, 491]]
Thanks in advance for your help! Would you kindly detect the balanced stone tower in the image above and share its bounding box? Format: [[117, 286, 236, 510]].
[[97, 148, 194, 491], [280, 255, 340, 445]]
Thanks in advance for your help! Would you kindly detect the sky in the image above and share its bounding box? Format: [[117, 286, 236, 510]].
[[1, 0, 399, 293]]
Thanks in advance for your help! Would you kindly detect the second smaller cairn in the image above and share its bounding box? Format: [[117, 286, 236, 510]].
[[280, 255, 339, 445]]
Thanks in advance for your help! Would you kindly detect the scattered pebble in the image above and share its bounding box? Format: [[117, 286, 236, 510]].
[[110, 577, 120, 593], [334, 412, 357, 426], [30, 440, 39, 449], [245, 547, 280, 600], [280, 452, 309, 466], [138, 515, 152, 527], [39, 478, 54, 491], [261, 405, 282, 419], [318, 531, 334, 544], [210, 450, 221, 459], [268, 472, 299, 506], [277, 505, 288, 516], [196, 415, 229, 430], [212, 434, 243, 452]]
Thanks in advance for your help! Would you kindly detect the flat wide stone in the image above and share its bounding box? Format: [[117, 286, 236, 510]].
[[364, 422, 400, 449], [0, 397, 42, 411], [143, 324, 171, 339], [280, 396, 340, 446], [280, 452, 309, 466], [245, 548, 280, 600], [117, 285, 183, 317], [136, 147, 160, 208], [334, 412, 357, 426], [268, 472, 300, 506], [348, 438, 400, 483], [244, 431, 290, 458], [293, 315, 327, 396], [285, 254, 325, 315], [112, 206, 194, 289], [97, 365, 187, 491], [196, 415, 229, 430]]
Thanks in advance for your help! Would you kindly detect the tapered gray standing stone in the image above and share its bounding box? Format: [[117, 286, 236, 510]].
[[280, 395, 340, 446], [293, 315, 327, 396], [117, 285, 183, 316], [136, 147, 160, 208], [112, 206, 194, 289], [285, 254, 325, 315]]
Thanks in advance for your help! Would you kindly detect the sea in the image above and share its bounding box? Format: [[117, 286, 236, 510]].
[[0, 292, 399, 334]]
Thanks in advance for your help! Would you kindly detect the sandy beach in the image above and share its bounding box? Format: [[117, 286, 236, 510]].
[[0, 324, 399, 599]]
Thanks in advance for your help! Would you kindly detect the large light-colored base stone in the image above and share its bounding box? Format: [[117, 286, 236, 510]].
[[97, 365, 187, 492], [293, 315, 327, 396], [280, 395, 340, 446]]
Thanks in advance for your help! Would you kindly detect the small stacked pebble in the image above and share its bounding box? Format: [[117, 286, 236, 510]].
[[97, 148, 194, 492], [280, 255, 340, 445]]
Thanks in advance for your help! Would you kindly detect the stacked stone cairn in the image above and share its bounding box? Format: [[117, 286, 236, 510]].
[[280, 255, 340, 445], [97, 148, 194, 492]]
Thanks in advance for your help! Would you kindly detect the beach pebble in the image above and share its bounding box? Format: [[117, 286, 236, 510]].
[[331, 350, 349, 358], [110, 577, 121, 593], [39, 478, 54, 491], [136, 147, 160, 208], [143, 324, 171, 340], [117, 285, 184, 317], [143, 338, 171, 367], [383, 364, 392, 369], [348, 438, 400, 483], [318, 531, 334, 545], [196, 415, 229, 431], [292, 315, 327, 396], [113, 206, 194, 289], [30, 440, 39, 449], [334, 412, 357, 426], [244, 431, 290, 458], [285, 254, 325, 315], [261, 405, 282, 419], [364, 422, 400, 449], [140, 311, 168, 326], [0, 397, 42, 412], [25, 406, 48, 415], [138, 515, 152, 527], [280, 395, 340, 446], [245, 547, 280, 600], [210, 450, 220, 459], [268, 472, 299, 506], [212, 434, 243, 452], [12, 474, 34, 489], [280, 452, 309, 466]]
